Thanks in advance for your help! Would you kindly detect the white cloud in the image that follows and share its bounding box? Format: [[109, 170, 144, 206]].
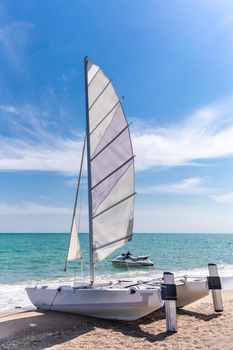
[[208, 12, 233, 37], [0, 202, 70, 215], [138, 177, 209, 194], [0, 103, 85, 175], [132, 100, 233, 170], [0, 137, 84, 175], [134, 204, 233, 233], [0, 21, 33, 68], [0, 201, 89, 232], [212, 192, 233, 203], [1, 98, 233, 175], [0, 105, 19, 114]]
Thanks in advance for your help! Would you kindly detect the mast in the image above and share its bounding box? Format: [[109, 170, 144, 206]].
[[84, 56, 95, 284]]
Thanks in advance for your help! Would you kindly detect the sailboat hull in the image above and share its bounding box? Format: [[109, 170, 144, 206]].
[[176, 277, 209, 308], [26, 283, 163, 321]]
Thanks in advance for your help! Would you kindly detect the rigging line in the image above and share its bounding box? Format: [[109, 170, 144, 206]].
[[94, 233, 132, 251], [91, 123, 132, 162], [77, 170, 84, 240], [73, 179, 84, 286], [88, 67, 100, 86], [90, 98, 123, 135], [49, 289, 59, 311], [91, 156, 135, 190], [64, 138, 86, 272], [92, 192, 136, 220], [88, 79, 112, 111]]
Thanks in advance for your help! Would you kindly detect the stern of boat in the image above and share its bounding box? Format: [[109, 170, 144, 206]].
[[176, 277, 209, 308]]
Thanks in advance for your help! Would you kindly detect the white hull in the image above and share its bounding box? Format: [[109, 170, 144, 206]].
[[112, 254, 153, 267], [26, 277, 209, 320], [26, 282, 163, 321], [176, 277, 209, 308], [112, 261, 153, 267]]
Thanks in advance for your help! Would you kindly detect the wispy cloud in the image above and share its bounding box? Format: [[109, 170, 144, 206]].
[[0, 103, 84, 175], [132, 99, 233, 171], [134, 203, 233, 233], [1, 98, 233, 175], [0, 137, 84, 175], [212, 192, 233, 203], [138, 177, 209, 194], [0, 202, 70, 215], [208, 12, 233, 37], [0, 105, 19, 114], [0, 21, 33, 69]]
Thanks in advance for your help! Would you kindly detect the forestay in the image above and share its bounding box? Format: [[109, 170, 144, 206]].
[[87, 60, 135, 263]]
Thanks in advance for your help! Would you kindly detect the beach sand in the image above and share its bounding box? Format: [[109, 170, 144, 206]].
[[0, 291, 232, 350]]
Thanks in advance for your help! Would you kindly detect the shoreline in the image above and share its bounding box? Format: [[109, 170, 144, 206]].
[[1, 291, 233, 349]]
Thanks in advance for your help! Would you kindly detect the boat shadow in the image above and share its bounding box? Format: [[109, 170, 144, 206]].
[[177, 308, 222, 321], [0, 306, 222, 348], [112, 306, 222, 343], [0, 310, 97, 349]]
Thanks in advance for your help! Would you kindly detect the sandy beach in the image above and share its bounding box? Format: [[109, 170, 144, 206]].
[[0, 291, 232, 350]]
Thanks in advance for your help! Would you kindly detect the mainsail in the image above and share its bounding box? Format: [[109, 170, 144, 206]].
[[85, 58, 135, 266]]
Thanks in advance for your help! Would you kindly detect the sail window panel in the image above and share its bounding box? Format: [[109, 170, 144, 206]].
[[88, 70, 109, 108], [92, 161, 133, 214], [91, 128, 132, 188], [94, 162, 134, 216], [87, 61, 99, 85], [92, 105, 128, 159], [93, 196, 134, 263], [89, 82, 119, 133], [90, 104, 118, 157]]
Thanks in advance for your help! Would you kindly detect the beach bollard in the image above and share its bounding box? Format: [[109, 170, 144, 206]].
[[208, 263, 223, 312], [161, 272, 177, 333]]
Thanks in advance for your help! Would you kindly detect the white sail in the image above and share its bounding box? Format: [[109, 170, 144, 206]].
[[87, 60, 135, 263], [64, 140, 86, 269], [67, 217, 82, 260]]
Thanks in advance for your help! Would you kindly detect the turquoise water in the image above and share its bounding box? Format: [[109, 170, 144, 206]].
[[1, 233, 233, 284]]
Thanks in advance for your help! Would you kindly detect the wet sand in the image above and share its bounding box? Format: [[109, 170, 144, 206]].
[[0, 291, 232, 350]]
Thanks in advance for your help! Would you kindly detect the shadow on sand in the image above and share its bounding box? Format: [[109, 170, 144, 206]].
[[177, 308, 222, 321], [0, 306, 222, 349]]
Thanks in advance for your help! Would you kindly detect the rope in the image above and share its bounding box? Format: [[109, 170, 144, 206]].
[[49, 289, 60, 311]]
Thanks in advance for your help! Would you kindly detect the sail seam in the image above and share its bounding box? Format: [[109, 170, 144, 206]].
[[88, 67, 100, 86], [93, 161, 133, 216], [91, 156, 135, 190], [93, 234, 132, 251], [90, 99, 122, 135], [89, 79, 112, 111], [92, 192, 136, 219], [91, 123, 131, 161]]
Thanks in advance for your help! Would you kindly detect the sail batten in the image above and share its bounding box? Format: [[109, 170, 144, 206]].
[[91, 157, 134, 190], [91, 124, 130, 161], [94, 234, 133, 251], [92, 192, 136, 219], [87, 59, 135, 264], [90, 99, 121, 135], [89, 79, 112, 111]]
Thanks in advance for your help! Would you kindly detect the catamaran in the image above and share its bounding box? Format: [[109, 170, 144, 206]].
[[26, 57, 164, 320], [26, 57, 210, 320]]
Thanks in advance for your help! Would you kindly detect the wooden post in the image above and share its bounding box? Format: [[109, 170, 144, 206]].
[[208, 263, 223, 312], [162, 272, 177, 333]]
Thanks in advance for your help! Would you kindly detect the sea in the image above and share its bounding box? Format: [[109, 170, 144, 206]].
[[1, 232, 233, 312]]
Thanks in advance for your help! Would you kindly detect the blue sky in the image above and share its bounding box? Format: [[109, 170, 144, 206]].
[[1, 0, 233, 232]]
